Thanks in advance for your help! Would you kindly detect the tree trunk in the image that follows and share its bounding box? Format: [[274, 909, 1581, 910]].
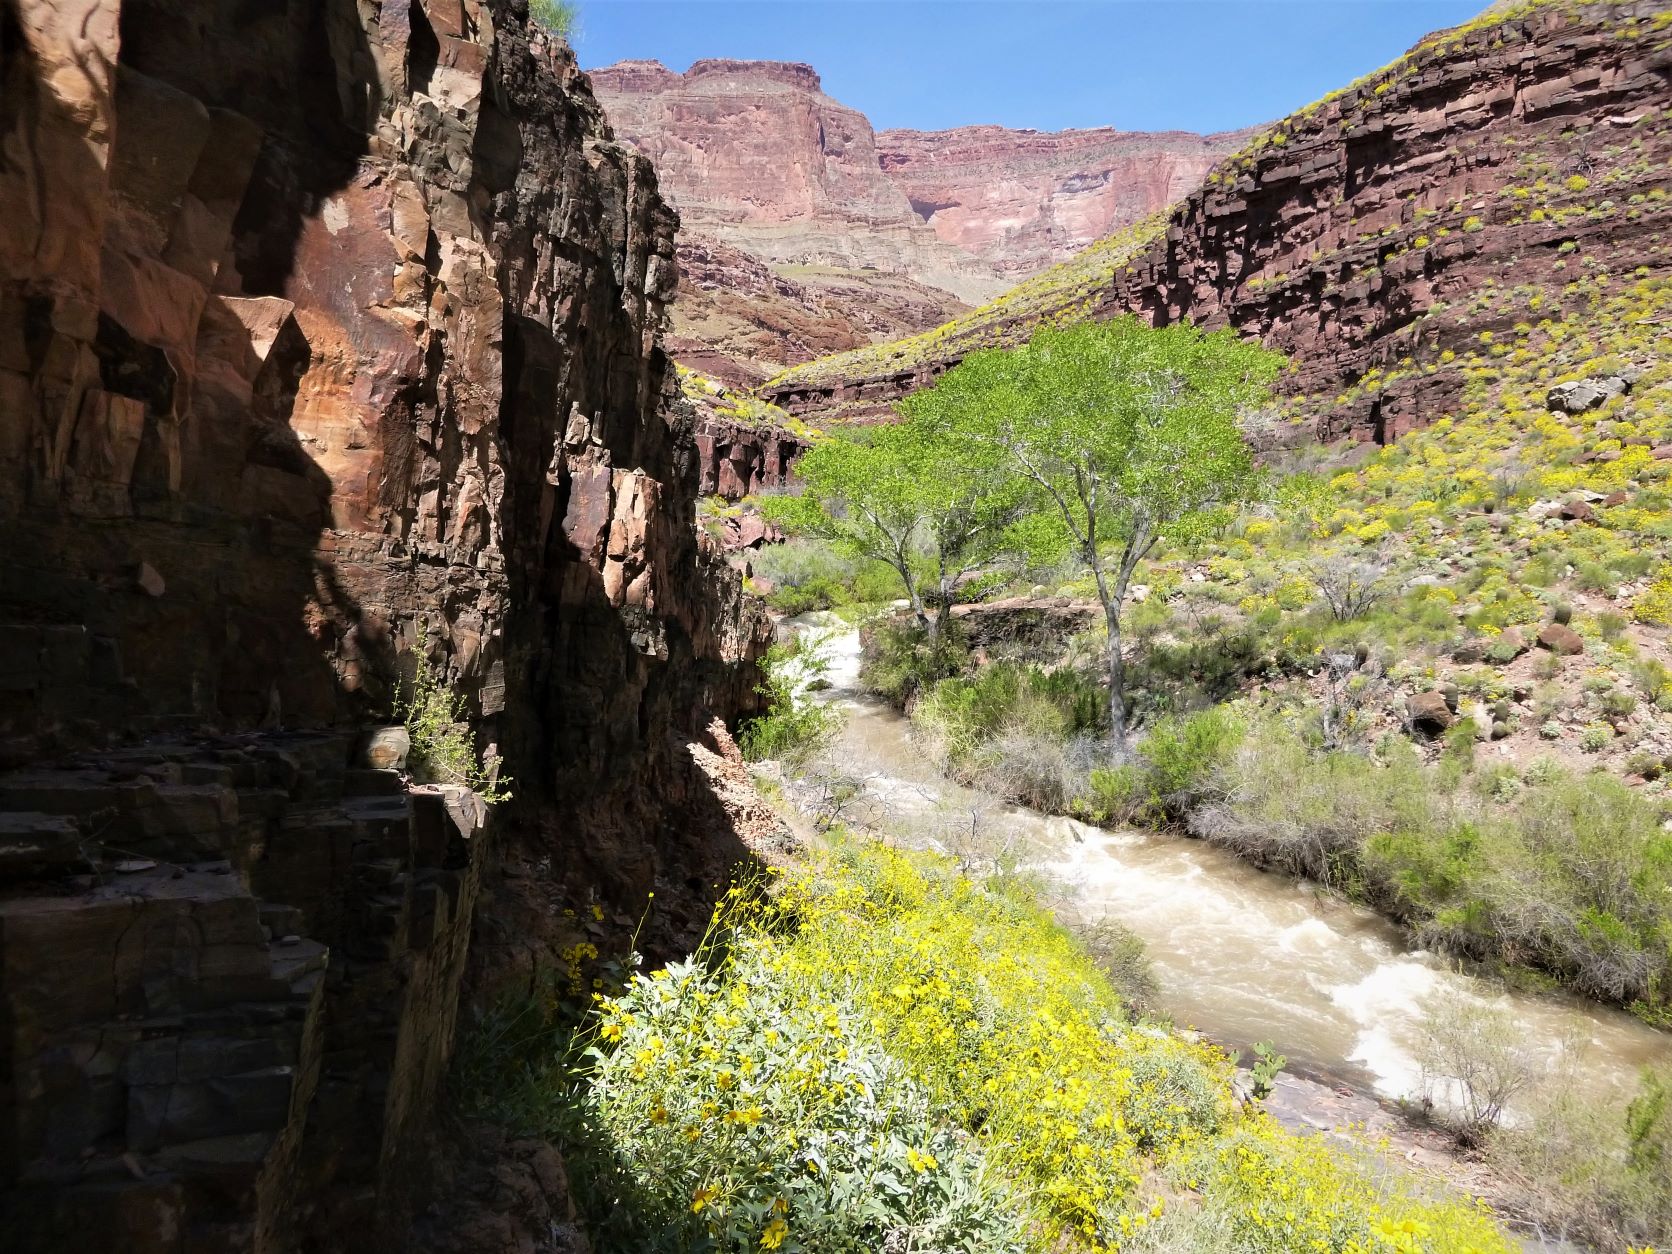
[[1105, 601, 1128, 754]]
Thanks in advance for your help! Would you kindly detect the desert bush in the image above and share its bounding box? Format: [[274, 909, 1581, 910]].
[[1140, 706, 1245, 813], [1414, 989, 1538, 1145], [1488, 1061, 1672, 1250], [860, 619, 967, 708], [396, 651, 512, 802], [1310, 554, 1391, 621], [738, 637, 843, 767]]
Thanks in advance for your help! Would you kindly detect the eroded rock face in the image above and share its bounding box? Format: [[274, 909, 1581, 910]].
[[876, 124, 1248, 278], [0, 0, 769, 1246], [589, 58, 1004, 305], [767, 3, 1672, 440]]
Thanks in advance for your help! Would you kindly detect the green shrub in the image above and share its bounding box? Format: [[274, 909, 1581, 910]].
[[861, 620, 967, 709], [1141, 706, 1246, 809], [529, 0, 579, 36], [738, 638, 843, 767], [397, 651, 512, 802]]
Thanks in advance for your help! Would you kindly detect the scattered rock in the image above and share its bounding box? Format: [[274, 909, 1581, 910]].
[[1546, 375, 1629, 414], [1537, 622, 1584, 655], [135, 562, 166, 597], [362, 726, 412, 772], [1406, 691, 1455, 734]]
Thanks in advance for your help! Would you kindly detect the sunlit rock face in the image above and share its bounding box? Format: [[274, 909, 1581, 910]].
[[587, 57, 1238, 381], [875, 123, 1247, 277]]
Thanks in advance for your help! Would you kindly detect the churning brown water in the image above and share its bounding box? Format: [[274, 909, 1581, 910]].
[[793, 618, 1671, 1115]]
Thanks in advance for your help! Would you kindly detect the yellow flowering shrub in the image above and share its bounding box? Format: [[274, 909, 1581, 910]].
[[1634, 567, 1672, 626], [560, 845, 1517, 1253]]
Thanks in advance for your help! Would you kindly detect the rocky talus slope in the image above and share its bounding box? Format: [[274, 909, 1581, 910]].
[[667, 234, 966, 386], [0, 1, 774, 1249], [766, 1, 1672, 431]]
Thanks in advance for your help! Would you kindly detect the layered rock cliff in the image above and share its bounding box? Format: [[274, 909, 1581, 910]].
[[588, 58, 1005, 304], [668, 233, 966, 386], [875, 123, 1248, 278], [0, 1, 770, 1249], [766, 2, 1672, 437], [587, 57, 1238, 383]]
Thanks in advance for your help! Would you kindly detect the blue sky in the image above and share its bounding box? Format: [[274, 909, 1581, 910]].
[[576, 1, 1484, 135]]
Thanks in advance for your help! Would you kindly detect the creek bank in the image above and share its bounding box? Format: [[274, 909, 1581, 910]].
[[775, 615, 1671, 1248]]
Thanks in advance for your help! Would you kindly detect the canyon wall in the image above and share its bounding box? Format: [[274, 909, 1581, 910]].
[[875, 123, 1247, 278], [766, 2, 1672, 440], [0, 1, 769, 1249], [588, 57, 1239, 383], [588, 58, 1006, 304]]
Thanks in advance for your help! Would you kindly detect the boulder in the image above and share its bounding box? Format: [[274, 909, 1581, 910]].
[[1537, 622, 1585, 656], [1546, 376, 1628, 414], [362, 726, 411, 771], [1406, 691, 1455, 735], [1558, 500, 1595, 522]]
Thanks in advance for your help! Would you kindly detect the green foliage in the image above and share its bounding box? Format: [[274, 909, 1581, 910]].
[[1488, 1061, 1672, 1250], [529, 0, 578, 36], [396, 651, 511, 802], [859, 620, 967, 709], [749, 539, 903, 616], [738, 638, 843, 767], [1197, 717, 1672, 1012], [583, 944, 1021, 1253], [917, 317, 1281, 738], [1249, 1042, 1288, 1101], [1141, 707, 1246, 806], [557, 845, 1513, 1253], [764, 418, 1026, 639]]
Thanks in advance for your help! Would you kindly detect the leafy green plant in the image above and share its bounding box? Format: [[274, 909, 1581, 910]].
[[397, 651, 512, 802], [1249, 1041, 1288, 1101], [738, 638, 843, 767]]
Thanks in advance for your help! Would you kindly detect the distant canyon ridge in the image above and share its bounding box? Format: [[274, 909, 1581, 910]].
[[588, 58, 1247, 382]]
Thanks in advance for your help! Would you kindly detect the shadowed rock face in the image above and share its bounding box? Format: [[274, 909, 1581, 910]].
[[0, 1, 769, 1247], [766, 2, 1672, 438]]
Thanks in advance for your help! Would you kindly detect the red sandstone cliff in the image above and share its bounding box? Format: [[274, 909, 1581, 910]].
[[588, 58, 1004, 305], [0, 1, 772, 1248], [766, 2, 1672, 440], [875, 123, 1249, 278], [587, 57, 1238, 383]]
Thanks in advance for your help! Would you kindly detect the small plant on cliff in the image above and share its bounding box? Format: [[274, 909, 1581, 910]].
[[529, 0, 579, 38], [397, 651, 512, 803]]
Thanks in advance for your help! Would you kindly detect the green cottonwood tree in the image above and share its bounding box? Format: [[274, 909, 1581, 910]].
[[946, 316, 1282, 749], [762, 418, 1024, 643]]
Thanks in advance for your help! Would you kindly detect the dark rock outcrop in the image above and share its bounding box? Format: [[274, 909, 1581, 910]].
[[0, 0, 769, 1248]]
